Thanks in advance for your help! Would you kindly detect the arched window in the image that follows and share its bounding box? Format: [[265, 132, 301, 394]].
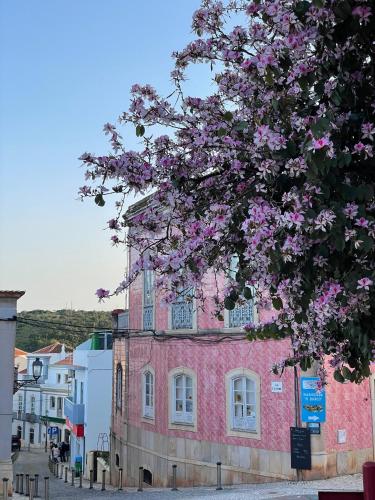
[[143, 370, 154, 419], [29, 428, 34, 444], [226, 368, 261, 439], [115, 363, 123, 412]]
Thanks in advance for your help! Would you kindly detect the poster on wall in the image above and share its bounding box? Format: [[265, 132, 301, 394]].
[[301, 377, 326, 423]]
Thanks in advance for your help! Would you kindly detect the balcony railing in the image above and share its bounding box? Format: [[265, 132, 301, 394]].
[[64, 397, 84, 425], [228, 300, 254, 328]]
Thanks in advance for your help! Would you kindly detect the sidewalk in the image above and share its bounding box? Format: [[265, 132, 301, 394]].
[[12, 448, 364, 499]]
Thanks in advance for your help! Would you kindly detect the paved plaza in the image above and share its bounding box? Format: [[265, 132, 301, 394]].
[[12, 449, 364, 499]]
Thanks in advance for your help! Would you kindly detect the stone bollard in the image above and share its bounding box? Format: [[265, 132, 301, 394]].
[[89, 470, 94, 489], [71, 469, 75, 487], [44, 477, 49, 500], [101, 470, 106, 491], [118, 467, 123, 491], [15, 474, 20, 493], [171, 464, 178, 491], [137, 466, 143, 492], [34, 474, 39, 497], [2, 478, 9, 500], [79, 471, 82, 489], [29, 477, 35, 500], [20, 473, 24, 495], [216, 461, 223, 490], [64, 467, 68, 483], [25, 474, 30, 496]]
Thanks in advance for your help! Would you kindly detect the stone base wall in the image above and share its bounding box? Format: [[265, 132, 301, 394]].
[[111, 424, 296, 488], [111, 425, 374, 488], [0, 459, 13, 497], [302, 447, 373, 481]]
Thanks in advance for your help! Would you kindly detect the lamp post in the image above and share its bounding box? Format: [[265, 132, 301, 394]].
[[13, 358, 43, 394]]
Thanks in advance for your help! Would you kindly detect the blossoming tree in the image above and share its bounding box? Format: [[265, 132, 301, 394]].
[[80, 0, 375, 383]]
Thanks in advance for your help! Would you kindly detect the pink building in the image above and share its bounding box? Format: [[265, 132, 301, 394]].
[[110, 199, 374, 488]]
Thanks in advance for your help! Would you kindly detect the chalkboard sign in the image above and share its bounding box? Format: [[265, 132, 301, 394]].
[[290, 426, 311, 470]]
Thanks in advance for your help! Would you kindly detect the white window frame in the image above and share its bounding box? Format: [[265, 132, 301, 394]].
[[18, 394, 23, 412], [168, 367, 197, 432], [64, 374, 69, 384], [57, 373, 61, 384], [142, 365, 155, 421], [225, 368, 261, 440], [50, 396, 56, 409]]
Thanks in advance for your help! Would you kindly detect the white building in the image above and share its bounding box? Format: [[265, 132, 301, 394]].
[[12, 342, 71, 447], [64, 331, 112, 476]]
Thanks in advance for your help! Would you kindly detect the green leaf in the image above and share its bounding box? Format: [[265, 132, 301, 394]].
[[312, 0, 324, 7], [223, 111, 233, 121], [333, 370, 345, 383], [136, 124, 145, 137], [342, 366, 352, 380], [234, 121, 248, 132], [272, 297, 283, 310], [243, 287, 253, 300], [224, 297, 236, 310], [311, 117, 330, 137], [217, 127, 227, 137], [94, 194, 105, 207]]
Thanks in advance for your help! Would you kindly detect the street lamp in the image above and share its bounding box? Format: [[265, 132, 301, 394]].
[[13, 357, 43, 393]]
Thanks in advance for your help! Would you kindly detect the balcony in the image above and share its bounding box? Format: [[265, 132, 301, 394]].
[[64, 397, 84, 425], [25, 413, 39, 423]]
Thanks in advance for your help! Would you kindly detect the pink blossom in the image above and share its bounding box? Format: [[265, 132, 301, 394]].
[[96, 288, 110, 301], [353, 142, 365, 153], [357, 278, 373, 290], [352, 6, 372, 24], [311, 137, 331, 150], [355, 217, 369, 228]]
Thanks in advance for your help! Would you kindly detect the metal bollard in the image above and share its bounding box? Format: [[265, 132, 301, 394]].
[[44, 477, 49, 500], [101, 469, 106, 491], [29, 477, 35, 500], [59, 464, 63, 480], [64, 467, 68, 483], [20, 473, 24, 495], [216, 461, 223, 490], [79, 471, 82, 488], [171, 464, 178, 491], [15, 474, 20, 493], [89, 470, 93, 489], [71, 469, 75, 487], [137, 466, 143, 492], [118, 467, 123, 490], [34, 474, 39, 497], [2, 478, 9, 500], [25, 474, 30, 496]]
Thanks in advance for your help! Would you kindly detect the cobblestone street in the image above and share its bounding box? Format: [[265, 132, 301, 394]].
[[11, 448, 365, 500]]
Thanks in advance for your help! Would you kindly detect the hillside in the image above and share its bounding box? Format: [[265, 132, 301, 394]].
[[16, 310, 113, 352]]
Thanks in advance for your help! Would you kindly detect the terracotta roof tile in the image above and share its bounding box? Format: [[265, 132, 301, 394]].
[[51, 354, 73, 366], [15, 348, 28, 357], [33, 342, 64, 354], [18, 368, 27, 374]]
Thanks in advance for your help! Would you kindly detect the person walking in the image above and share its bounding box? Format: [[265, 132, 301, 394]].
[[52, 444, 60, 463]]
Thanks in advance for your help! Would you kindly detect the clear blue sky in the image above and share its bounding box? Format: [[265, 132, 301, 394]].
[[0, 0, 214, 311]]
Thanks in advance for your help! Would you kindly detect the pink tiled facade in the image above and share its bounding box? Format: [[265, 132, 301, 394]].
[[110, 207, 374, 488]]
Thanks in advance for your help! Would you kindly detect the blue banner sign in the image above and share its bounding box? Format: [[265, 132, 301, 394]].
[[301, 377, 326, 423]]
